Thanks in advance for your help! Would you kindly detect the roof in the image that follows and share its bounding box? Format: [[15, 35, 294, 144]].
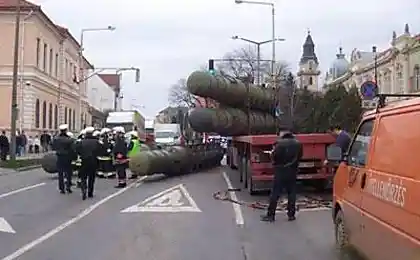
[[0, 0, 93, 69], [364, 97, 420, 117], [98, 74, 120, 91]]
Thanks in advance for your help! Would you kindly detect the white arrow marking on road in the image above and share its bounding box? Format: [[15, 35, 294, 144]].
[[121, 184, 201, 213], [0, 183, 46, 200], [0, 217, 15, 234]]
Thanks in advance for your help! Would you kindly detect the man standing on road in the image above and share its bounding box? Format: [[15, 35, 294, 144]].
[[261, 130, 303, 222], [127, 131, 141, 180], [52, 124, 74, 194], [112, 127, 129, 188], [75, 127, 103, 200], [0, 131, 9, 161], [328, 126, 351, 154]]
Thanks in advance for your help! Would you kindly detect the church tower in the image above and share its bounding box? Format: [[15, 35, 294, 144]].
[[297, 30, 321, 91]]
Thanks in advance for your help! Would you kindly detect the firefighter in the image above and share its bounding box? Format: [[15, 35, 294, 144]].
[[97, 128, 113, 177], [52, 124, 74, 194], [127, 130, 141, 179], [75, 127, 103, 200], [112, 127, 129, 188], [261, 130, 303, 222], [74, 129, 86, 188]]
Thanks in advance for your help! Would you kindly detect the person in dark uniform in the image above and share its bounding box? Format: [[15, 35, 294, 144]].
[[112, 127, 129, 188], [261, 130, 303, 222], [75, 127, 103, 200], [52, 124, 75, 194]]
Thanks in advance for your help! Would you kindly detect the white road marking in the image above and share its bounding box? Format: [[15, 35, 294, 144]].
[[121, 184, 201, 213], [0, 217, 15, 234], [0, 183, 46, 200], [1, 176, 147, 260], [222, 171, 244, 226]]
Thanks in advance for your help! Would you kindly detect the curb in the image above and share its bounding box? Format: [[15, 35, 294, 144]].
[[15, 165, 42, 172]]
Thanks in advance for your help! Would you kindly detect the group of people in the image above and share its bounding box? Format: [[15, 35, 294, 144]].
[[52, 124, 142, 200]]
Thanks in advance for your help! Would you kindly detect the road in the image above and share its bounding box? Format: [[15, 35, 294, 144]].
[[0, 165, 360, 260]]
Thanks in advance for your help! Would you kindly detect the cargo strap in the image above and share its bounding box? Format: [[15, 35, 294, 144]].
[[212, 188, 332, 211]]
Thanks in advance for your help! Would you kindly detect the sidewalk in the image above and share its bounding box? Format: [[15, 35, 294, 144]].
[[14, 152, 53, 160]]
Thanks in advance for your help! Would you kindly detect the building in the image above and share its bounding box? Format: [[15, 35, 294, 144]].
[[325, 24, 420, 98], [155, 106, 188, 124], [297, 31, 321, 92], [98, 74, 122, 111], [0, 0, 92, 135], [87, 74, 116, 127]]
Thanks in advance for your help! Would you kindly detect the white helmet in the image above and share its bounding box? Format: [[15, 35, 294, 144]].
[[114, 126, 125, 133], [100, 128, 111, 135], [66, 132, 74, 138], [80, 129, 87, 135], [129, 130, 138, 138], [93, 130, 100, 137], [84, 126, 95, 134]]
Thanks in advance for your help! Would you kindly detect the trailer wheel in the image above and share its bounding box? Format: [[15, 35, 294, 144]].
[[335, 210, 350, 251]]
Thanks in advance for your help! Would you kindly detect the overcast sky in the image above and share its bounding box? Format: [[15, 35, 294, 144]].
[[33, 0, 420, 118]]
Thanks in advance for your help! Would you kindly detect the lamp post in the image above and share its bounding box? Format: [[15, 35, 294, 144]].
[[372, 46, 378, 85], [231, 35, 285, 85], [78, 26, 115, 130], [10, 0, 21, 161], [414, 65, 419, 92], [234, 0, 276, 85]]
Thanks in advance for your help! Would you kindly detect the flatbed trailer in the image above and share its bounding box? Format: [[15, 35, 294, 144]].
[[227, 133, 336, 194]]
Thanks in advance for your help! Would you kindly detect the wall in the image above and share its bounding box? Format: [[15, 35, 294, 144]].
[[87, 74, 115, 112]]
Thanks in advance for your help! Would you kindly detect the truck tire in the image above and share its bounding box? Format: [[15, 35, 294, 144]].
[[335, 210, 350, 251]]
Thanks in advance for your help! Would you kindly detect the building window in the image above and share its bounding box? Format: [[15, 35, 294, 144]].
[[65, 59, 68, 81], [48, 103, 53, 129], [43, 43, 47, 71], [54, 104, 58, 129], [309, 76, 313, 85], [72, 110, 75, 130], [36, 38, 40, 67], [55, 53, 59, 77], [49, 49, 53, 75], [396, 63, 403, 92], [309, 61, 313, 70], [42, 101, 47, 129], [414, 65, 420, 92], [68, 109, 72, 130], [35, 99, 40, 128], [64, 107, 68, 124]]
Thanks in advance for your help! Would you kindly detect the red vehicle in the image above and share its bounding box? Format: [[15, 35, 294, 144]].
[[227, 133, 336, 194]]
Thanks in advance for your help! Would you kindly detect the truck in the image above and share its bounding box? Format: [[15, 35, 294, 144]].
[[105, 110, 146, 140], [154, 123, 183, 146], [227, 134, 336, 194]]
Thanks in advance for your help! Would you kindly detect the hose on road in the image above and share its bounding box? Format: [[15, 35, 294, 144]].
[[212, 188, 332, 211]]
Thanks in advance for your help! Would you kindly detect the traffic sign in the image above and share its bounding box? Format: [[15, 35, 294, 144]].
[[360, 81, 378, 100], [361, 99, 378, 109]]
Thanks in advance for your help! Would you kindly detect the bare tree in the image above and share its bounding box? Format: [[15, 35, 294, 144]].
[[217, 45, 290, 87], [168, 78, 199, 107]]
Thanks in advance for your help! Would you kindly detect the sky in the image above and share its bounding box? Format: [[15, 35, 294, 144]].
[[32, 0, 420, 118]]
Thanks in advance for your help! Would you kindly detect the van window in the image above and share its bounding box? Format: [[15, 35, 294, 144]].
[[347, 120, 374, 167]]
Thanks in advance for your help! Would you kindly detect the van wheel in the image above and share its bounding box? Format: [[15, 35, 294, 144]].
[[335, 210, 350, 250]]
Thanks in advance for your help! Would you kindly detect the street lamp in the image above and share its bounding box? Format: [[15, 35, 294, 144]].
[[78, 26, 115, 130], [372, 46, 378, 85], [231, 35, 285, 85], [234, 0, 276, 85]]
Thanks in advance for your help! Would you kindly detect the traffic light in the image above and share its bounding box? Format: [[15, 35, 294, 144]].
[[208, 59, 215, 75]]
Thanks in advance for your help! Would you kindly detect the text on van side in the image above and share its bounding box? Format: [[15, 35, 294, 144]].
[[366, 177, 406, 207]]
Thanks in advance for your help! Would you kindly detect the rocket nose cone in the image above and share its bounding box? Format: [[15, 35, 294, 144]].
[[186, 70, 213, 95], [188, 108, 214, 133]]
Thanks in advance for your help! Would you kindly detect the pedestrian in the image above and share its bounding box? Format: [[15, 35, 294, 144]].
[[75, 127, 103, 200], [261, 130, 303, 222], [52, 124, 74, 194], [34, 135, 40, 153], [0, 131, 9, 161], [127, 130, 141, 180], [40, 131, 51, 152], [112, 127, 129, 188], [327, 126, 351, 154]]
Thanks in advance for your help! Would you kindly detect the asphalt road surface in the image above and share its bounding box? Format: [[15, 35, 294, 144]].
[[0, 166, 361, 260]]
